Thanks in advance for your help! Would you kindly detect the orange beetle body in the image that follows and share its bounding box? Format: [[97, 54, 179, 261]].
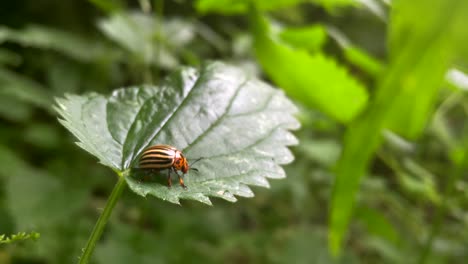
[[139, 144, 192, 188]]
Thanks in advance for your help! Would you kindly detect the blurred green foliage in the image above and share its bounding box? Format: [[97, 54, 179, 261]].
[[0, 0, 467, 263]]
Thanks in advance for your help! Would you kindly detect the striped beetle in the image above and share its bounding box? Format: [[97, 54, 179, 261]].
[[138, 144, 199, 188]]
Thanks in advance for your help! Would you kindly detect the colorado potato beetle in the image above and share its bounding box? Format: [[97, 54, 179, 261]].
[[138, 144, 199, 188]]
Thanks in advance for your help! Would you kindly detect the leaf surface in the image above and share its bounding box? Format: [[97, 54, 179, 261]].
[[56, 62, 299, 205]]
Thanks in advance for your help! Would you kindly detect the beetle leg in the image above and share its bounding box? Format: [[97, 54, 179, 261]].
[[167, 169, 172, 188], [142, 169, 151, 182], [174, 169, 187, 189]]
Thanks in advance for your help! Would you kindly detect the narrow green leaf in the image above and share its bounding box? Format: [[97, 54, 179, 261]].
[[329, 113, 383, 254], [329, 0, 468, 255], [251, 11, 368, 123], [56, 61, 299, 205], [385, 0, 468, 139]]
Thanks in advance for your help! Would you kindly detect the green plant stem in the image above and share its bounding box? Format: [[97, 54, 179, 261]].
[[79, 173, 127, 264]]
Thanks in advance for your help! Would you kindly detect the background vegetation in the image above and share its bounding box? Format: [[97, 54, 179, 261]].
[[1, 0, 467, 263]]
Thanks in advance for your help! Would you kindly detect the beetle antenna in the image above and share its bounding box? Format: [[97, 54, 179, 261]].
[[189, 157, 203, 167]]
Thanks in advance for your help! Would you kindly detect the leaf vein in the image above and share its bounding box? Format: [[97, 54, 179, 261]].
[[198, 168, 277, 185], [227, 91, 277, 118], [121, 88, 155, 169], [80, 97, 117, 168], [105, 100, 123, 148], [183, 77, 249, 153], [134, 69, 205, 160], [192, 123, 286, 160]]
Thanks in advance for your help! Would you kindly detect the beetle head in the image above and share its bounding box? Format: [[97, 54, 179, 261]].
[[173, 151, 189, 173], [181, 159, 189, 174]]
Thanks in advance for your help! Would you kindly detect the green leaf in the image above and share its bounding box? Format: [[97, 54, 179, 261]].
[[343, 46, 383, 77], [196, 0, 304, 14], [98, 12, 196, 68], [329, 116, 383, 255], [55, 61, 299, 205], [195, 0, 358, 14], [279, 25, 327, 53], [251, 11, 368, 123], [195, 0, 247, 14], [326, 26, 384, 77], [0, 25, 113, 62], [313, 0, 358, 10]]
